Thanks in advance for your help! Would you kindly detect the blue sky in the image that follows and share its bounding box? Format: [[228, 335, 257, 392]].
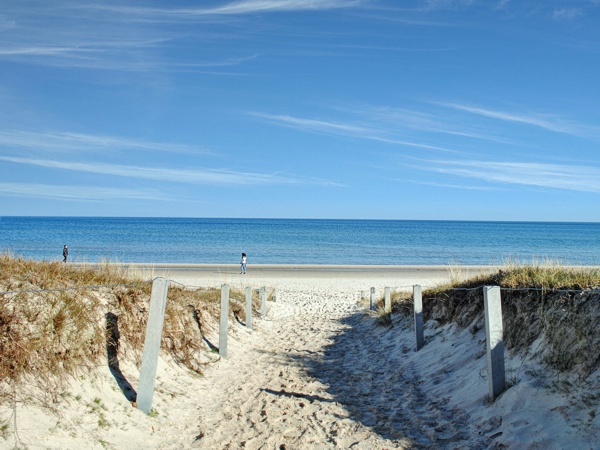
[[1, 0, 600, 221]]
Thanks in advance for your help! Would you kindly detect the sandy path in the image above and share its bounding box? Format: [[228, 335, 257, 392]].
[[187, 275, 489, 449]]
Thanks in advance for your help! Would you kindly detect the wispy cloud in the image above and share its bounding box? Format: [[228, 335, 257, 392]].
[[0, 18, 16, 31], [251, 99, 600, 157], [0, 156, 340, 186], [439, 102, 600, 140], [1, 0, 370, 73], [422, 0, 476, 11], [250, 112, 458, 153], [405, 179, 499, 191], [94, 0, 364, 17], [0, 130, 208, 154], [420, 0, 593, 22], [553, 8, 583, 21], [0, 182, 166, 201], [200, 0, 364, 14], [254, 102, 531, 151], [356, 105, 511, 143], [0, 2, 263, 72], [423, 159, 600, 193], [0, 42, 256, 72], [251, 113, 369, 134]]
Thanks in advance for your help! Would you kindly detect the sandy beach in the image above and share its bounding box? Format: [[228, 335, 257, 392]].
[[3, 265, 598, 449], [132, 263, 497, 291]]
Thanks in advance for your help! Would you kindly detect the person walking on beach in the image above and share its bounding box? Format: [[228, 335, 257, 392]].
[[240, 252, 247, 274], [63, 245, 69, 263]]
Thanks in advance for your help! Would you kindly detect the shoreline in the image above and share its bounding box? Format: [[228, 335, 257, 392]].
[[74, 263, 501, 271], [71, 262, 600, 270], [100, 264, 503, 291], [74, 262, 500, 276], [72, 261, 600, 290]]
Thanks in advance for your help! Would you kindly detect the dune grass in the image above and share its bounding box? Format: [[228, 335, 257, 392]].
[[387, 261, 600, 310], [432, 260, 600, 292], [0, 253, 259, 403], [386, 261, 600, 376]]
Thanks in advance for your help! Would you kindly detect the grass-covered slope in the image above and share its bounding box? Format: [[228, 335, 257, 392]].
[[0, 254, 254, 402], [390, 263, 600, 377]]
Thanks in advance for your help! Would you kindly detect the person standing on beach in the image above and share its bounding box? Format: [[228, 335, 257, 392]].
[[240, 252, 247, 274], [63, 245, 69, 263]]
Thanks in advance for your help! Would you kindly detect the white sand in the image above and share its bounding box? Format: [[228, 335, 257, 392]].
[[2, 265, 599, 449]]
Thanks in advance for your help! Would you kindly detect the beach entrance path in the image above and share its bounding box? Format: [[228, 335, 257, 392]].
[[190, 275, 486, 449]]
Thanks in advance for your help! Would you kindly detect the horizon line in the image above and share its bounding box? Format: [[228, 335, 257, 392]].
[[1, 215, 599, 224]]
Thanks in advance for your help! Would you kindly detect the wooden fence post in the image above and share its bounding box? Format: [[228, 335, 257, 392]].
[[219, 284, 230, 358], [360, 290, 365, 301], [245, 286, 252, 330], [484, 285, 506, 400], [384, 287, 391, 312], [260, 286, 267, 318], [137, 277, 169, 414], [369, 287, 375, 311], [413, 285, 424, 351]]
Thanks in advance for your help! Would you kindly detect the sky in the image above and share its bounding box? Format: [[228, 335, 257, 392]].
[[1, 0, 600, 221]]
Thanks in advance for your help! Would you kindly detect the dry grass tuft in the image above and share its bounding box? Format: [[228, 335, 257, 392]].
[[374, 306, 392, 327], [390, 294, 414, 317]]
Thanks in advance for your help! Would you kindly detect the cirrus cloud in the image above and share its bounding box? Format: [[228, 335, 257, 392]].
[[423, 159, 600, 193]]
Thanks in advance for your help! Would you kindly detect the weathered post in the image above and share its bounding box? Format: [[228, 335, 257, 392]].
[[370, 287, 375, 311], [272, 288, 276, 302], [219, 284, 230, 358], [360, 290, 365, 301], [137, 277, 169, 414], [260, 286, 267, 318], [484, 285, 506, 400], [384, 287, 391, 312], [413, 284, 424, 351], [245, 286, 252, 330]]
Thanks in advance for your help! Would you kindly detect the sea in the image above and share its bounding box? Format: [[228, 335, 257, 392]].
[[1, 217, 599, 266]]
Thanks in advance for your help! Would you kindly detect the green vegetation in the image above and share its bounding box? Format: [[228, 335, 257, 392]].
[[0, 419, 9, 439]]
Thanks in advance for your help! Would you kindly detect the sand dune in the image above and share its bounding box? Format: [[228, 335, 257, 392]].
[[3, 266, 598, 449]]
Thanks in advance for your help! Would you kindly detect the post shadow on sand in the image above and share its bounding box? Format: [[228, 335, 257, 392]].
[[105, 312, 137, 402], [260, 387, 335, 404], [188, 305, 218, 352], [233, 311, 246, 327]]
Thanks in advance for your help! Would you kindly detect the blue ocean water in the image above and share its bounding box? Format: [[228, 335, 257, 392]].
[[1, 217, 599, 265]]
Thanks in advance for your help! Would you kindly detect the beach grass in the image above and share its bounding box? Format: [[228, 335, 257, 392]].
[[389, 261, 600, 376], [0, 253, 252, 404], [428, 259, 600, 293]]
